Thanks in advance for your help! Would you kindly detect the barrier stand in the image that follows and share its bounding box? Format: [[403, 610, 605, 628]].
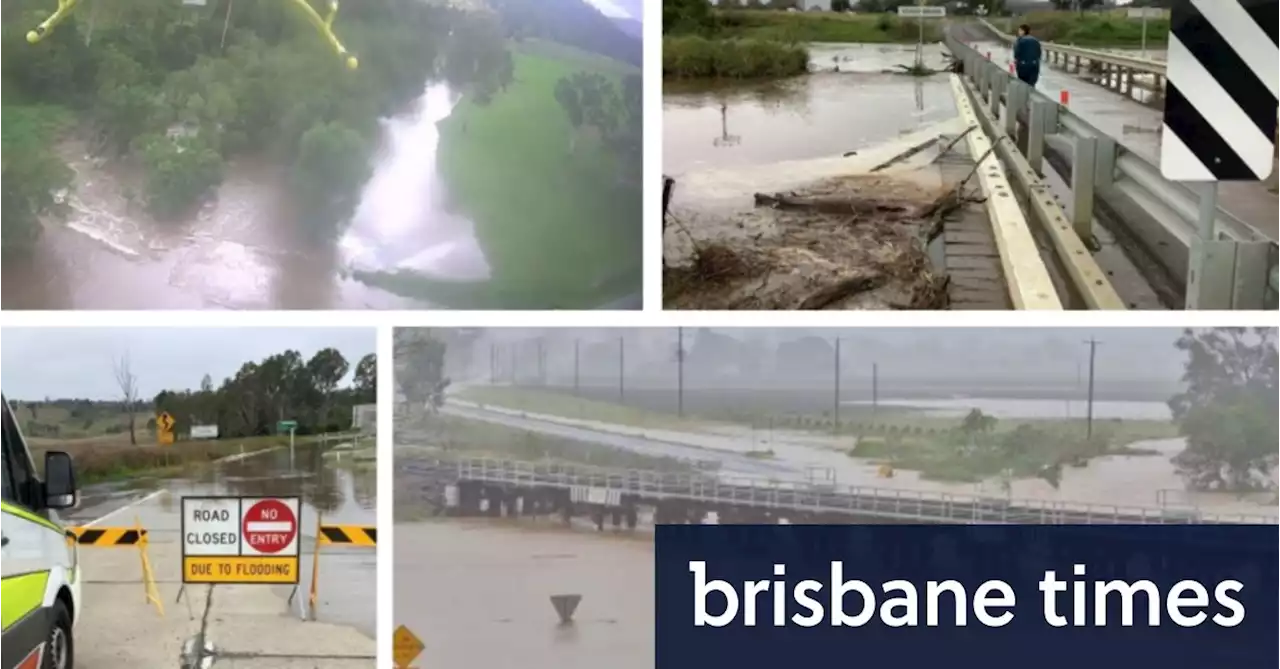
[[67, 523, 164, 617], [309, 518, 378, 620]]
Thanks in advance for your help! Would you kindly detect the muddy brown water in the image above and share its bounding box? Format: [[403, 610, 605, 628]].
[[663, 44, 959, 176], [68, 445, 377, 636], [3, 83, 483, 309], [395, 519, 654, 669]]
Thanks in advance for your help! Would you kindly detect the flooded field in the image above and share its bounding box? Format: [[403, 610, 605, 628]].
[[663, 43, 959, 175], [394, 519, 654, 669], [2, 83, 477, 310], [68, 444, 377, 636]]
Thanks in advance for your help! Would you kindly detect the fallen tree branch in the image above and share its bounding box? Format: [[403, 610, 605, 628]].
[[870, 136, 941, 173]]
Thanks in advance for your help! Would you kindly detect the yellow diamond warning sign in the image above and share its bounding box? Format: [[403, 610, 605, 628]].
[[393, 625, 424, 668]]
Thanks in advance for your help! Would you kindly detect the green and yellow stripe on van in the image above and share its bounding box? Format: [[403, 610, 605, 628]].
[[0, 571, 49, 632], [0, 501, 62, 534]]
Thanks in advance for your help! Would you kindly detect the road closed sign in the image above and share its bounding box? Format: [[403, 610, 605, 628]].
[[181, 496, 301, 584]]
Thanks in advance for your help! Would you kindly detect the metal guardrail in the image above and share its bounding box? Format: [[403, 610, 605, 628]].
[[947, 33, 1279, 309], [410, 456, 1276, 526], [978, 18, 1167, 75]]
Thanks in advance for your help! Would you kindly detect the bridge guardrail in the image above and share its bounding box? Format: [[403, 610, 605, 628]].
[[946, 32, 1278, 309], [411, 456, 1277, 526], [978, 18, 1167, 75]]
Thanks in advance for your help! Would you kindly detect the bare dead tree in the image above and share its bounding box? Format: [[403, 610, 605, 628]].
[[113, 351, 139, 446]]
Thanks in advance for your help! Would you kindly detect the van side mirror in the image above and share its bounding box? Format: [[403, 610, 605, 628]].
[[43, 451, 77, 510]]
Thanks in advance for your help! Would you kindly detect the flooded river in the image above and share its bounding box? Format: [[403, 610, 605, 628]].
[[395, 520, 654, 669], [2, 82, 482, 309], [663, 43, 959, 175], [68, 444, 377, 636]]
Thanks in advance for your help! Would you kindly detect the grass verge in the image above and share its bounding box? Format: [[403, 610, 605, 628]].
[[30, 432, 355, 485], [426, 44, 641, 308], [991, 11, 1170, 48], [397, 414, 695, 472], [716, 11, 945, 43], [663, 36, 809, 78]]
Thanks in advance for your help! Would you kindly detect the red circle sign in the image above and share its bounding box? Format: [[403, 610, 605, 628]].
[[242, 499, 297, 554]]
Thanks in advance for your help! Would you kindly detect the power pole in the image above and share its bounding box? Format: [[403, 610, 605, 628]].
[[573, 339, 580, 396], [1084, 338, 1100, 440], [833, 337, 841, 433], [618, 336, 625, 403], [677, 327, 685, 418], [537, 338, 545, 386], [872, 362, 879, 415], [489, 343, 495, 384]]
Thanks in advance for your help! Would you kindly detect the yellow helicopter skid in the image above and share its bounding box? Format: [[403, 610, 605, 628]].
[[27, 0, 357, 70], [27, 0, 80, 44]]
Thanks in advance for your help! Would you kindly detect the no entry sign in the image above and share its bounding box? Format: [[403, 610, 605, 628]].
[[243, 499, 298, 555], [181, 496, 301, 585]]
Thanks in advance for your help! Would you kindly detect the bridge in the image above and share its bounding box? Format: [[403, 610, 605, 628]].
[[944, 21, 1277, 311], [402, 456, 1275, 527]]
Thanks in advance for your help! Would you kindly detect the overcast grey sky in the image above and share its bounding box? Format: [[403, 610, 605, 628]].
[[2, 328, 375, 400]]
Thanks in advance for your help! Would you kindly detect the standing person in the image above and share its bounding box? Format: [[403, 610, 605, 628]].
[[1013, 23, 1042, 88]]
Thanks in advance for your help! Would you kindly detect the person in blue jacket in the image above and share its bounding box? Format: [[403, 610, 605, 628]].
[[1013, 23, 1042, 88]]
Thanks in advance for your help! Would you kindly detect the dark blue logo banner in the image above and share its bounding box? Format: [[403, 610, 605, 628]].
[[655, 525, 1277, 669]]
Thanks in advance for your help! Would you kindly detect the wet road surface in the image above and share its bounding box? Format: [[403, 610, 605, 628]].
[[664, 44, 959, 175], [63, 446, 376, 667]]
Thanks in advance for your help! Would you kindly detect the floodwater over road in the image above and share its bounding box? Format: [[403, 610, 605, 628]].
[[68, 444, 377, 637], [843, 397, 1173, 421], [2, 82, 484, 309], [395, 519, 654, 669], [663, 43, 959, 175]]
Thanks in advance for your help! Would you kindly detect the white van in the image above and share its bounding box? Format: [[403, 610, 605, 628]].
[[1, 395, 81, 669]]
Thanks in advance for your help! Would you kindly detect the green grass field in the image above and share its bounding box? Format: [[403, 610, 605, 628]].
[[364, 43, 641, 308]]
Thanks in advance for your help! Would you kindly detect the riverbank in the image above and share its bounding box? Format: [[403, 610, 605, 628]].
[[717, 10, 945, 43], [663, 36, 809, 79], [449, 385, 1179, 484], [420, 43, 641, 308]]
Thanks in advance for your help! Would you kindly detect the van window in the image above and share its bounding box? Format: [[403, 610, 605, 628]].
[[0, 404, 16, 501], [1, 402, 35, 508]]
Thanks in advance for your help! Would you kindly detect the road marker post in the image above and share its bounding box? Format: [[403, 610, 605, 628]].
[[897, 4, 946, 69], [135, 515, 165, 616], [1160, 0, 1278, 309], [308, 512, 322, 620]]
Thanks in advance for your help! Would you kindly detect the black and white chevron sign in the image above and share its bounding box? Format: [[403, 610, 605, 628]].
[[1160, 0, 1278, 182]]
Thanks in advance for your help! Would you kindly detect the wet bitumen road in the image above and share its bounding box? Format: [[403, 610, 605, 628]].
[[63, 448, 376, 668]]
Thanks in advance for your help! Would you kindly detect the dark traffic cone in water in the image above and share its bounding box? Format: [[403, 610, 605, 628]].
[[550, 594, 582, 625]]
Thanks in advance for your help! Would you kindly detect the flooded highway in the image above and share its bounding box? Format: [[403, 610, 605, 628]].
[[68, 443, 378, 638], [3, 83, 477, 310], [663, 43, 959, 175]]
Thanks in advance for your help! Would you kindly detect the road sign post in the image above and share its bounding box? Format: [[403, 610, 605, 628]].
[[898, 4, 946, 69], [1126, 7, 1163, 59], [277, 420, 298, 468], [1160, 0, 1278, 309], [181, 496, 301, 585]]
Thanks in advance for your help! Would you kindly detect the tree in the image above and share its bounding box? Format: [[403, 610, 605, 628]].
[[1168, 328, 1278, 492], [832, 0, 852, 11], [394, 329, 448, 412], [113, 351, 139, 446], [353, 353, 377, 404], [305, 348, 350, 427], [292, 121, 370, 237]]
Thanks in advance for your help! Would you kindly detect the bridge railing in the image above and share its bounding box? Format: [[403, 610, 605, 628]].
[[416, 456, 1276, 526], [946, 31, 1278, 310], [977, 18, 1167, 75]]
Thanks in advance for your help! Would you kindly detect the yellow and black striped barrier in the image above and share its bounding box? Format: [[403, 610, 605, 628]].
[[308, 519, 376, 619], [66, 527, 149, 546], [318, 525, 376, 546], [68, 520, 164, 617]]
